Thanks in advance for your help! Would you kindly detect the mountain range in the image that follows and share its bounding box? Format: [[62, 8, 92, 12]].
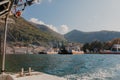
[[1, 16, 120, 44], [31, 22, 65, 41], [0, 16, 65, 45], [64, 30, 120, 43]]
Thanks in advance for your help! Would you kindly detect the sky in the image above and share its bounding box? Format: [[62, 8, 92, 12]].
[[22, 0, 120, 34]]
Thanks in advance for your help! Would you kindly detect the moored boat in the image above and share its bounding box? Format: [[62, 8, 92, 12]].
[[72, 50, 84, 54], [58, 48, 72, 54], [100, 44, 120, 54]]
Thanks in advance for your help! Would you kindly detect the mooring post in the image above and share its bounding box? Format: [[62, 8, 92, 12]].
[[28, 67, 32, 76]]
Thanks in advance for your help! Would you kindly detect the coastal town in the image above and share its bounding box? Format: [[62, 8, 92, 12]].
[[5, 42, 84, 54], [4, 38, 120, 54]]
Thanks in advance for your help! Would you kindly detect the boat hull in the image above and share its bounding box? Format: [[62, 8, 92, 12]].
[[100, 51, 120, 54]]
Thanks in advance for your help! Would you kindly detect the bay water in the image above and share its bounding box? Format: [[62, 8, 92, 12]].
[[0, 54, 120, 80]]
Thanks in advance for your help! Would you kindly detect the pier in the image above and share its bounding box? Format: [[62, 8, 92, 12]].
[[0, 72, 66, 80]]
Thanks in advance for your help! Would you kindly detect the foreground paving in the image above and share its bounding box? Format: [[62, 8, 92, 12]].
[[0, 72, 66, 80]]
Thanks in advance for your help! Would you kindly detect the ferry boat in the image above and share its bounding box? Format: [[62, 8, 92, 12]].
[[58, 47, 72, 54], [58, 47, 84, 54], [100, 44, 120, 54]]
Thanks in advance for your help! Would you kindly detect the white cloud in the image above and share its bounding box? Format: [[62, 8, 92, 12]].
[[29, 18, 69, 34], [48, 25, 58, 32], [29, 18, 44, 24], [29, 18, 58, 32], [60, 25, 69, 34]]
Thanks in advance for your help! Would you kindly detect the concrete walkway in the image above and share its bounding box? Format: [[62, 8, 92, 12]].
[[0, 72, 66, 80]]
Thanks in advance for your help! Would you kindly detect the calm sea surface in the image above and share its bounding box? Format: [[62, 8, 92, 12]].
[[0, 54, 120, 80]]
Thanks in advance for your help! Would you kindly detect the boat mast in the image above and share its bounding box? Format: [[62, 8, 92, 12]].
[[1, 14, 9, 74], [1, 0, 13, 74]]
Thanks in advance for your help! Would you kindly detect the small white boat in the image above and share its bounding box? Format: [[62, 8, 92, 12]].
[[72, 50, 84, 54], [46, 48, 58, 54], [100, 44, 120, 54]]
